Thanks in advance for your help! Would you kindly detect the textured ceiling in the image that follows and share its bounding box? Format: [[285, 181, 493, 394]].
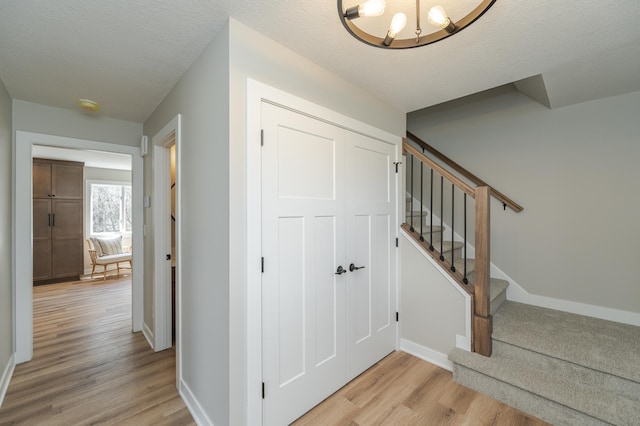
[[1, 0, 639, 123]]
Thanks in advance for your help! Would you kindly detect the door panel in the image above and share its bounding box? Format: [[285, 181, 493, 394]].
[[262, 103, 346, 426], [33, 161, 52, 198], [277, 216, 305, 386], [33, 199, 52, 280], [52, 164, 84, 199], [52, 199, 83, 278], [314, 216, 339, 367]]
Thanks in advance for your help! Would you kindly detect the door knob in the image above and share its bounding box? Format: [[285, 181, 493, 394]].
[[335, 265, 346, 275], [349, 263, 365, 272]]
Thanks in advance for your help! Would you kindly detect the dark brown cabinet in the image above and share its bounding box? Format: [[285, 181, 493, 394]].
[[33, 159, 84, 283]]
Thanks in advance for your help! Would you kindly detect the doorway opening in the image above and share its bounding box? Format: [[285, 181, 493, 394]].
[[14, 131, 144, 363], [151, 114, 182, 385]]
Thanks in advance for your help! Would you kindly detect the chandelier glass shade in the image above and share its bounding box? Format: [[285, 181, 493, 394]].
[[338, 0, 496, 49]]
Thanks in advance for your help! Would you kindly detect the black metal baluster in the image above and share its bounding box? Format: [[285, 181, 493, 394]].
[[463, 194, 468, 284], [439, 176, 444, 261], [429, 169, 434, 251], [451, 184, 456, 272], [410, 154, 414, 232], [419, 155, 424, 241]]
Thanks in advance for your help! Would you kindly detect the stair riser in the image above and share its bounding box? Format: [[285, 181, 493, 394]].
[[490, 288, 507, 315], [493, 340, 640, 402], [453, 365, 608, 426]]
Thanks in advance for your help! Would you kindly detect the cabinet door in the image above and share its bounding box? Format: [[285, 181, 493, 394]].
[[52, 164, 83, 199], [33, 199, 52, 280], [33, 161, 52, 198], [52, 199, 84, 278]]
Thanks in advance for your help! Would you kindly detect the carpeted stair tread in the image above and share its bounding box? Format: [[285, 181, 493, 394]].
[[454, 258, 476, 275], [493, 302, 640, 383], [440, 240, 464, 252], [449, 348, 640, 425], [489, 278, 508, 300]]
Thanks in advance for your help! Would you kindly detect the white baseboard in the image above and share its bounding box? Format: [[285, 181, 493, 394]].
[[400, 338, 453, 372], [503, 272, 640, 327], [142, 322, 154, 351], [180, 379, 214, 426], [0, 353, 16, 408]]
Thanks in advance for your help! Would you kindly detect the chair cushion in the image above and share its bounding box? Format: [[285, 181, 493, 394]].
[[91, 236, 123, 256], [94, 252, 132, 265]]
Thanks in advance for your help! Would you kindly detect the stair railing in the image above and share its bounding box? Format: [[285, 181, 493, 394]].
[[407, 131, 523, 213], [403, 140, 494, 356]]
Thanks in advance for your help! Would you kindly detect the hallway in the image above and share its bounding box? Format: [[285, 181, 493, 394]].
[[0, 277, 193, 425]]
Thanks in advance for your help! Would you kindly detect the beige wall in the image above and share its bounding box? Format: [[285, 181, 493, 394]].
[[0, 78, 13, 392], [408, 88, 640, 314]]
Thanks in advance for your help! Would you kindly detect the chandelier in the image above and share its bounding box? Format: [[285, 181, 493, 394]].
[[338, 0, 496, 49]]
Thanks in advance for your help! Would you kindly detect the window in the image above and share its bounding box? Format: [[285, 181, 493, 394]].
[[90, 183, 132, 235]]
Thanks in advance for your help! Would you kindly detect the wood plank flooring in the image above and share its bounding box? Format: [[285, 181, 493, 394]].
[[0, 276, 194, 426], [294, 351, 550, 426], [1, 276, 549, 425]]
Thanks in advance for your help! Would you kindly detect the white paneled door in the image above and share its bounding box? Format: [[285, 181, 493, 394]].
[[261, 103, 397, 426]]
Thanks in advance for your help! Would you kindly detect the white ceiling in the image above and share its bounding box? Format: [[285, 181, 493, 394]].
[[1, 0, 639, 123]]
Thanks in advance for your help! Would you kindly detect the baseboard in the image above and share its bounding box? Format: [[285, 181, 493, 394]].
[[0, 353, 16, 408], [142, 322, 154, 351], [180, 379, 214, 426], [400, 338, 453, 372], [489, 262, 640, 327]]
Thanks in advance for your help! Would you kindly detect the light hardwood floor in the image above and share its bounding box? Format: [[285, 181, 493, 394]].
[[0, 276, 194, 425], [1, 277, 548, 425], [294, 351, 549, 426]]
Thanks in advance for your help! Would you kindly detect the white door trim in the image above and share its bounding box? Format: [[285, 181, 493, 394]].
[[246, 79, 401, 425], [14, 131, 144, 363], [151, 115, 181, 360]]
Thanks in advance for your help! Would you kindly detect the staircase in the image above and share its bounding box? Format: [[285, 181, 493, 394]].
[[450, 302, 640, 425], [405, 199, 509, 315]]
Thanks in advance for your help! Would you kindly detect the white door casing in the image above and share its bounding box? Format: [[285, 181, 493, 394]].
[[14, 131, 144, 363], [261, 103, 397, 425]]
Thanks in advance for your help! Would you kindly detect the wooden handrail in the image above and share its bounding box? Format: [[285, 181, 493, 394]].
[[403, 141, 476, 198], [406, 131, 523, 213]]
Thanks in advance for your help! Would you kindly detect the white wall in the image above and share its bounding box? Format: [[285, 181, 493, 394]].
[[408, 88, 640, 315], [228, 18, 405, 425], [0, 79, 14, 404], [143, 22, 230, 426], [83, 167, 132, 273], [12, 100, 141, 147], [144, 16, 406, 425]]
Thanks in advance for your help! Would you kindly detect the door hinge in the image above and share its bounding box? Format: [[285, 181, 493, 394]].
[[262, 382, 265, 399], [261, 129, 264, 146], [396, 312, 399, 322], [393, 161, 402, 173], [395, 237, 399, 248], [261, 257, 264, 273]]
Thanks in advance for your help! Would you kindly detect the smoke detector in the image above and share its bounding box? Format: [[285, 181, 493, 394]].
[[77, 98, 100, 113]]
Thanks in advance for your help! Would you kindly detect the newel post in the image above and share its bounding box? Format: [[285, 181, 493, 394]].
[[473, 186, 492, 356]]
